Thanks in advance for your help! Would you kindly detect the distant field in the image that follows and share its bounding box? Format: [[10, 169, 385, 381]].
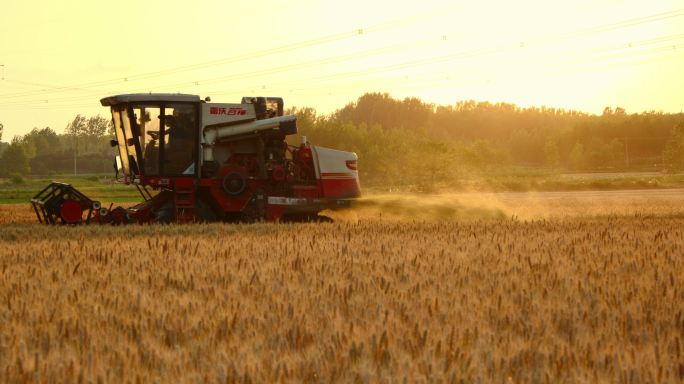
[[8, 187, 684, 225], [7, 187, 684, 226], [1, 190, 683, 382], [2, 171, 684, 205], [0, 175, 142, 204]]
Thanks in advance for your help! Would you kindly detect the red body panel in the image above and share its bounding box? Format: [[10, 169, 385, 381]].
[[319, 178, 361, 199], [266, 205, 285, 221], [292, 185, 320, 198]]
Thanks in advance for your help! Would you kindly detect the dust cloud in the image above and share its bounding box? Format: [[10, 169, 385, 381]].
[[324, 193, 507, 222], [324, 189, 684, 222]]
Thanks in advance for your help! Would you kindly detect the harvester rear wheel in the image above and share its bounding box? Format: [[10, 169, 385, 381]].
[[222, 172, 247, 196]]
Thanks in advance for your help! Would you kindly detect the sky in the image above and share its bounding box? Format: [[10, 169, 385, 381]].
[[0, 0, 683, 140]]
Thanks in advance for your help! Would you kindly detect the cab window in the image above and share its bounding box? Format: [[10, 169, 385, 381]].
[[162, 104, 197, 175], [130, 106, 161, 175]]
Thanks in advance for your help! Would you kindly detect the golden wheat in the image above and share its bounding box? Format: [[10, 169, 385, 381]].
[[0, 204, 38, 225], [1, 203, 683, 382]]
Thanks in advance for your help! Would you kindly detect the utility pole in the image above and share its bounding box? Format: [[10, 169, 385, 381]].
[[623, 137, 630, 169], [73, 135, 77, 175]]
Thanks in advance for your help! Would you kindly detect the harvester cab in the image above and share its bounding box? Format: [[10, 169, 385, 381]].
[[31, 94, 361, 224]]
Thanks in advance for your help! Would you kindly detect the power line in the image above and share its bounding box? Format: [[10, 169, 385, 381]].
[[0, 4, 456, 100], [141, 6, 684, 92], [2, 78, 111, 95], [195, 33, 684, 97], [8, 46, 684, 112], [13, 44, 684, 111], [0, 37, 443, 106], [144, 31, 684, 104], [1, 7, 683, 108], [3, 32, 681, 109], [6, 28, 680, 108]]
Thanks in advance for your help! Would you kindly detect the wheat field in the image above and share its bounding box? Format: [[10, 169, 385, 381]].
[[1, 192, 684, 383]]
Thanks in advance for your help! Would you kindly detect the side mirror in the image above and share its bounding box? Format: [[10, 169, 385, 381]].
[[110, 139, 118, 147], [113, 155, 123, 178]]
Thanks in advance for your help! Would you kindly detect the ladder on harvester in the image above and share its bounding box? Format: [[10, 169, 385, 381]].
[[174, 188, 196, 223]]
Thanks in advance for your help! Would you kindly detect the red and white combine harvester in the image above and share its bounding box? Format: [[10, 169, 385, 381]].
[[31, 94, 360, 224]]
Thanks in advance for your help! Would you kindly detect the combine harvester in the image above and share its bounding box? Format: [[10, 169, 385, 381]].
[[31, 94, 360, 224]]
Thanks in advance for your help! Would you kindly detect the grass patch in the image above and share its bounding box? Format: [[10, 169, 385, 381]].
[[3, 171, 684, 205], [0, 174, 141, 204]]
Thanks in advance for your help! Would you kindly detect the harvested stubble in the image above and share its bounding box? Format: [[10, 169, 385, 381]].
[[1, 216, 684, 383]]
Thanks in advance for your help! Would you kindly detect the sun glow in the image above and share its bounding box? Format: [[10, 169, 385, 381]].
[[0, 0, 683, 138]]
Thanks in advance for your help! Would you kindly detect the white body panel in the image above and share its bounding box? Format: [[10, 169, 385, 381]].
[[201, 100, 295, 162], [201, 103, 255, 128], [311, 145, 359, 181], [210, 115, 294, 140]]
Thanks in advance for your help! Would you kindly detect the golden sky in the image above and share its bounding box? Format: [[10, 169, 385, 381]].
[[1, 0, 683, 139]]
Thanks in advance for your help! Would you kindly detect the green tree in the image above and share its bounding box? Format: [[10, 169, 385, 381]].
[[65, 114, 87, 153], [585, 138, 612, 169], [21, 127, 60, 156], [87, 115, 109, 138], [0, 138, 30, 176], [607, 139, 626, 169], [287, 107, 318, 146], [420, 140, 455, 187], [83, 115, 110, 152], [544, 137, 560, 169], [65, 114, 87, 137], [107, 119, 115, 136], [663, 126, 684, 172], [0, 122, 5, 158], [569, 142, 585, 170]]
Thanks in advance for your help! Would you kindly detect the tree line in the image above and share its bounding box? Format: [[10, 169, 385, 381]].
[[0, 115, 115, 177], [1, 93, 683, 183], [286, 93, 684, 185]]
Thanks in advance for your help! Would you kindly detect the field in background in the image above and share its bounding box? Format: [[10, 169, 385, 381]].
[[0, 175, 139, 204], [1, 190, 683, 382], [2, 171, 684, 204], [6, 187, 684, 225]]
